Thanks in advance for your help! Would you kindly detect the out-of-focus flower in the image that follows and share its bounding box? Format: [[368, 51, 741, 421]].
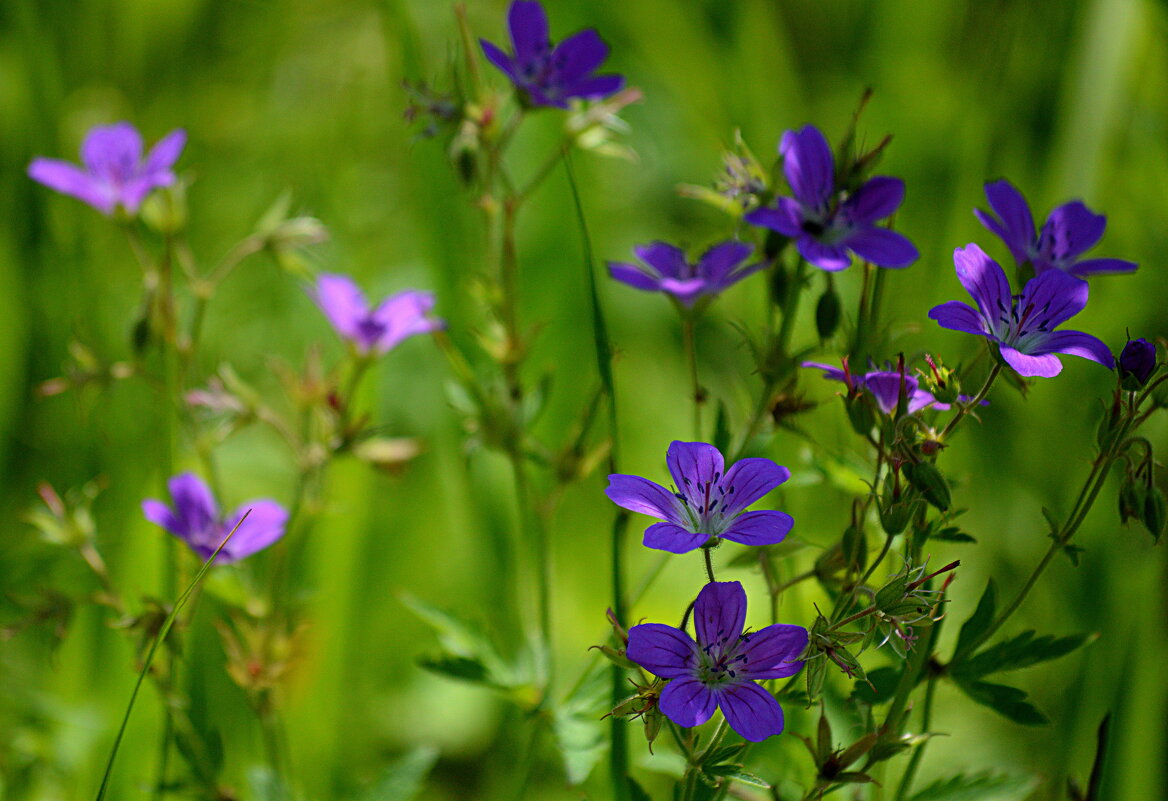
[[142, 473, 286, 563], [1118, 338, 1157, 389], [802, 360, 949, 415], [28, 122, 186, 216], [480, 1, 624, 109], [607, 241, 762, 307], [605, 441, 793, 554], [974, 179, 1137, 277], [626, 581, 807, 741], [313, 274, 445, 355], [928, 244, 1114, 378], [745, 125, 917, 271]]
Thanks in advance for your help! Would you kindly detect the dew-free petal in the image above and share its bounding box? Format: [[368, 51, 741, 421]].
[[605, 474, 684, 522], [719, 510, 794, 547], [739, 623, 808, 680], [928, 300, 988, 337], [643, 521, 708, 553], [716, 681, 785, 741], [718, 458, 789, 517], [1000, 345, 1063, 378], [693, 581, 746, 651], [841, 176, 904, 224], [659, 677, 718, 728], [221, 499, 289, 562], [1034, 329, 1115, 368], [781, 125, 834, 210], [626, 623, 699, 678], [845, 227, 918, 268], [667, 441, 726, 501]]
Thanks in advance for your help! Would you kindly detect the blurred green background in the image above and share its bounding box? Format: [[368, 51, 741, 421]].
[[2, 0, 1167, 799]]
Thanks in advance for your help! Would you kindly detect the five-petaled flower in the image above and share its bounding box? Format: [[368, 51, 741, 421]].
[[313, 274, 445, 356], [974, 179, 1137, 278], [744, 125, 917, 272], [28, 122, 186, 216], [928, 244, 1114, 378], [142, 473, 287, 563], [607, 241, 762, 307], [480, 0, 624, 109], [605, 441, 793, 554], [802, 360, 950, 415], [626, 581, 807, 741]]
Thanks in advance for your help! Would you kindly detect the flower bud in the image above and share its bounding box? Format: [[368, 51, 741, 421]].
[[902, 461, 950, 511], [1119, 338, 1157, 390], [1143, 487, 1165, 541], [816, 284, 841, 340]]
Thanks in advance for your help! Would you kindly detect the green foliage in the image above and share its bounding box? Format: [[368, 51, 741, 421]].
[[952, 630, 1094, 680], [905, 771, 1038, 801], [355, 747, 439, 801]]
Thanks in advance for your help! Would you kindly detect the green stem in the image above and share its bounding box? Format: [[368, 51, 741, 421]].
[[939, 362, 1001, 441], [702, 546, 716, 583], [894, 670, 937, 800], [682, 314, 702, 439]]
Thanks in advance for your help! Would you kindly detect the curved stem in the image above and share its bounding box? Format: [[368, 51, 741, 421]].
[[702, 546, 716, 583], [939, 361, 1001, 441]]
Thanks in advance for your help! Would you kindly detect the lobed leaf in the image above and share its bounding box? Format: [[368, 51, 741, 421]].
[[953, 630, 1095, 680]]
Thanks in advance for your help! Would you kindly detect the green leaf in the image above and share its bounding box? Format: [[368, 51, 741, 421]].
[[627, 776, 653, 801], [954, 679, 1049, 726], [954, 579, 997, 658], [356, 746, 439, 801], [931, 526, 977, 543], [398, 593, 517, 686], [703, 767, 770, 789], [851, 666, 902, 704], [553, 664, 609, 785], [712, 402, 732, 456], [417, 655, 495, 686], [953, 631, 1095, 680], [905, 771, 1038, 801]]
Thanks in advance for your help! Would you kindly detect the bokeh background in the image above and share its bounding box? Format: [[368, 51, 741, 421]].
[[2, 0, 1167, 799]]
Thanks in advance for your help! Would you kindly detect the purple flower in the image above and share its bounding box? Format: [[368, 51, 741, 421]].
[[28, 122, 186, 216], [607, 241, 762, 307], [928, 244, 1114, 378], [744, 125, 918, 272], [974, 179, 1137, 277], [480, 1, 624, 109], [626, 581, 806, 741], [142, 473, 287, 563], [802, 360, 949, 414], [313, 274, 445, 355], [1119, 338, 1156, 388], [605, 441, 793, 554]]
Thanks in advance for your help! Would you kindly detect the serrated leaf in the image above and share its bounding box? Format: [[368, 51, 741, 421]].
[[356, 746, 439, 801], [954, 579, 997, 658], [953, 631, 1094, 680], [553, 664, 609, 785], [955, 679, 1049, 726], [906, 770, 1038, 801]]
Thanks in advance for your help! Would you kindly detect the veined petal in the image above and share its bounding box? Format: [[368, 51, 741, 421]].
[[928, 300, 988, 337], [634, 242, 688, 279], [1000, 344, 1062, 378], [841, 176, 904, 224], [739, 623, 808, 680], [508, 0, 549, 64], [643, 522, 708, 554], [666, 441, 725, 504], [314, 274, 369, 341], [697, 241, 752, 282], [605, 474, 684, 522], [1033, 329, 1115, 368], [27, 158, 115, 214], [719, 510, 794, 546], [982, 179, 1035, 261], [953, 244, 1011, 325], [1067, 257, 1138, 276], [797, 237, 851, 271], [780, 125, 834, 209], [552, 29, 608, 84], [143, 129, 187, 175], [844, 227, 918, 268], [1018, 268, 1087, 329], [626, 623, 699, 678], [220, 499, 288, 562], [1042, 200, 1105, 262], [658, 677, 717, 728], [719, 458, 789, 516], [607, 261, 662, 291], [863, 371, 919, 415], [694, 581, 746, 650], [716, 680, 785, 741], [744, 201, 802, 237]]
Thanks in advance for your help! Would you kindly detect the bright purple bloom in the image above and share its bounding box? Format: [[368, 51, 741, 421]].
[[480, 1, 624, 109], [974, 179, 1137, 277], [605, 441, 793, 554], [626, 581, 806, 741], [802, 360, 950, 414], [607, 241, 762, 307], [313, 274, 445, 355], [142, 473, 287, 563], [28, 122, 186, 216], [744, 125, 918, 272], [1119, 338, 1156, 387], [928, 244, 1114, 378]]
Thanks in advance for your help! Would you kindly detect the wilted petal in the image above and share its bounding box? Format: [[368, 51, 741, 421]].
[[643, 522, 708, 553], [508, 0, 550, 63], [739, 623, 808, 680], [607, 262, 662, 291], [719, 510, 794, 546], [634, 242, 688, 279], [1000, 344, 1062, 378], [667, 441, 726, 503], [841, 176, 904, 224], [717, 680, 785, 741], [626, 623, 699, 678], [605, 474, 684, 522], [220, 500, 288, 562], [780, 126, 834, 209], [718, 458, 789, 516], [928, 300, 988, 337], [1033, 330, 1115, 368], [27, 158, 115, 214], [694, 581, 746, 649], [658, 677, 717, 728], [845, 227, 918, 268]]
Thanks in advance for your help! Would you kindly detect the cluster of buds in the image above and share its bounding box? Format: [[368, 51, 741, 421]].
[[868, 559, 957, 658], [593, 609, 664, 749]]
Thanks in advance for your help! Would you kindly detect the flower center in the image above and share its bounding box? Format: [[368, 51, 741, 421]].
[[697, 629, 752, 686], [674, 472, 737, 535]]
